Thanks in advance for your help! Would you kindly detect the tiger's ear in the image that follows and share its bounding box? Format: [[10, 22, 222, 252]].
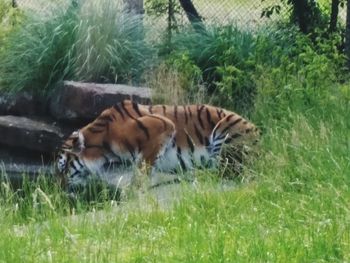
[[71, 130, 85, 153]]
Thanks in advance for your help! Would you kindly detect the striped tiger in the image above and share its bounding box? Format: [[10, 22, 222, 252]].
[[56, 100, 259, 189]]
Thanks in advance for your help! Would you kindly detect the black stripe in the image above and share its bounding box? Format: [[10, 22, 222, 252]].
[[183, 106, 188, 124], [212, 122, 221, 139], [222, 118, 242, 135], [99, 115, 113, 122], [231, 133, 242, 139], [197, 105, 205, 129], [70, 170, 80, 178], [122, 101, 134, 119], [132, 101, 142, 117], [174, 105, 178, 120], [226, 114, 234, 122], [204, 136, 210, 147], [185, 132, 195, 153], [136, 139, 143, 152], [224, 137, 232, 144], [88, 127, 104, 133], [177, 147, 187, 171], [148, 105, 153, 114], [113, 104, 125, 120], [70, 160, 78, 171], [147, 115, 168, 130], [76, 158, 84, 168], [135, 119, 150, 139], [206, 108, 215, 129], [217, 108, 223, 119], [188, 106, 192, 118], [123, 139, 135, 160], [213, 143, 221, 150], [172, 137, 177, 148], [102, 154, 109, 164], [194, 124, 204, 145], [94, 122, 106, 127]]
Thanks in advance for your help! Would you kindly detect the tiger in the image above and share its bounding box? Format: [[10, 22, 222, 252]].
[[56, 100, 259, 190]]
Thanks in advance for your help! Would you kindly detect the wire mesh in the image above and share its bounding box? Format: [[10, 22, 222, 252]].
[[7, 0, 349, 35]]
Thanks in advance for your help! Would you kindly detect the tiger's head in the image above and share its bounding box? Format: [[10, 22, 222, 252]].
[[56, 130, 90, 189]]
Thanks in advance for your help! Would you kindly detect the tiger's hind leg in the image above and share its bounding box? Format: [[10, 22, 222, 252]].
[[123, 114, 176, 189]]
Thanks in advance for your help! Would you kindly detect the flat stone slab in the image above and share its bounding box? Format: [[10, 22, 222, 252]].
[[0, 92, 46, 116], [49, 81, 151, 121], [0, 116, 65, 153]]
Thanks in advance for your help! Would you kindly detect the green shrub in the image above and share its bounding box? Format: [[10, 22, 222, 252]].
[[0, 0, 155, 95], [73, 0, 154, 84], [0, 6, 78, 94], [0, 0, 23, 53], [253, 25, 347, 122], [162, 22, 346, 117], [167, 25, 257, 113]]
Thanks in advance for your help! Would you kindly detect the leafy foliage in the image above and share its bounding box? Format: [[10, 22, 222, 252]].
[[0, 0, 23, 53], [0, 0, 154, 95], [165, 25, 257, 113]]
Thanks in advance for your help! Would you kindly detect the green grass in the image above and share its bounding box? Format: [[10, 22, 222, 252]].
[[0, 84, 349, 262]]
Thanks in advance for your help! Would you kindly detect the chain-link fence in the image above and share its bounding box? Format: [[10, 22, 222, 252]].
[[10, 0, 349, 31]]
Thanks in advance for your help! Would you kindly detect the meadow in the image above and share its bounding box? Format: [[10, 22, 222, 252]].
[[0, 0, 350, 262]]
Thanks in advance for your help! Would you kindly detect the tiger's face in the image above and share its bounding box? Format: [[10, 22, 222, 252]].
[[56, 130, 90, 188]]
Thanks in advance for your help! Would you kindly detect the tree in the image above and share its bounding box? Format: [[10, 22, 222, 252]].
[[345, 0, 350, 67], [329, 0, 340, 33], [293, 0, 308, 34], [178, 0, 204, 31]]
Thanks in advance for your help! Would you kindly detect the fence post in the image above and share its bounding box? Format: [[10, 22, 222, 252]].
[[346, 0, 350, 68]]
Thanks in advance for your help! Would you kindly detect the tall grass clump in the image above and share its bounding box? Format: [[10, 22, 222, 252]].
[[0, 5, 78, 94], [73, 0, 154, 84], [253, 24, 347, 122], [164, 24, 257, 113], [0, 0, 155, 95]]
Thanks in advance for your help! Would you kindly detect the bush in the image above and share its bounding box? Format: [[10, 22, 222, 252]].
[[0, 0, 23, 53], [73, 0, 154, 84], [253, 25, 347, 122], [166, 25, 257, 113], [0, 0, 155, 95], [159, 23, 346, 118]]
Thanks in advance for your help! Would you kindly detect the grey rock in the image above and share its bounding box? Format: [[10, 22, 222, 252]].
[[0, 92, 46, 116], [49, 81, 151, 121], [0, 116, 65, 153]]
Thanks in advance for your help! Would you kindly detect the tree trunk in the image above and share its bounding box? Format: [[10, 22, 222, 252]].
[[345, 0, 350, 67], [293, 0, 308, 34], [178, 0, 204, 31], [329, 0, 340, 33]]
